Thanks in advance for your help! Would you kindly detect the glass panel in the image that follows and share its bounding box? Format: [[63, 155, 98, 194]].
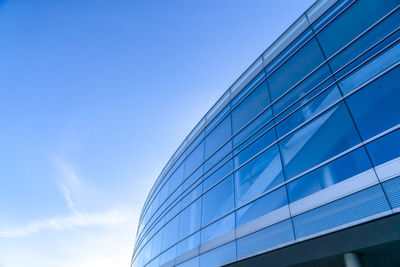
[[161, 216, 179, 251], [276, 84, 342, 138], [236, 186, 288, 227], [204, 115, 232, 159], [268, 38, 325, 101], [203, 160, 233, 192], [346, 66, 400, 140], [338, 41, 400, 95], [234, 144, 284, 206], [168, 164, 183, 195], [159, 246, 176, 266], [280, 103, 361, 180], [204, 141, 232, 173], [201, 176, 234, 226], [150, 230, 163, 259], [234, 127, 276, 167], [205, 104, 230, 134], [366, 129, 400, 167], [184, 141, 204, 178], [199, 241, 236, 267], [231, 70, 266, 108], [176, 232, 200, 259], [236, 219, 294, 260], [201, 213, 235, 244], [178, 198, 202, 240], [181, 183, 202, 208], [287, 148, 373, 203], [315, 0, 398, 58], [232, 80, 270, 134], [182, 167, 203, 192], [177, 256, 199, 267]]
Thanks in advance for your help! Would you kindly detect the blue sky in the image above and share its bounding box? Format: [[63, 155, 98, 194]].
[[0, 0, 314, 266]]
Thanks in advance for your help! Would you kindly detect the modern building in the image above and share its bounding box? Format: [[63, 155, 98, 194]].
[[131, 0, 400, 266]]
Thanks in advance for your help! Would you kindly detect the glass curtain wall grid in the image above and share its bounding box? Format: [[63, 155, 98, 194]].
[[132, 0, 400, 266]]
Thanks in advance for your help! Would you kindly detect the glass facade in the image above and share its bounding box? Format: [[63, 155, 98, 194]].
[[132, 0, 400, 266]]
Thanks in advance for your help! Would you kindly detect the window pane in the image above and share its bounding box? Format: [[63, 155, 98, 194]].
[[168, 164, 183, 195], [176, 232, 200, 259], [201, 213, 235, 244], [287, 148, 373, 203], [202, 176, 234, 226], [205, 104, 230, 134], [204, 141, 232, 173], [204, 115, 232, 159], [277, 85, 341, 138], [268, 38, 325, 101], [199, 241, 236, 267], [161, 216, 179, 251], [177, 256, 199, 267], [203, 159, 233, 192], [280, 103, 361, 179], [338, 41, 400, 95], [232, 80, 270, 134], [184, 141, 204, 178], [236, 186, 288, 227], [234, 144, 284, 206], [346, 65, 400, 140], [315, 0, 398, 58], [159, 246, 176, 266], [178, 199, 202, 240], [231, 70, 266, 108]]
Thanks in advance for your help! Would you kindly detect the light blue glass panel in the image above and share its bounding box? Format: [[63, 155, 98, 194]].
[[366, 129, 400, 167], [315, 0, 398, 58], [159, 245, 176, 266], [168, 164, 183, 195], [280, 103, 361, 180], [236, 219, 294, 260], [292, 185, 390, 238], [180, 183, 202, 208], [176, 256, 199, 267], [186, 131, 205, 156], [234, 144, 284, 206], [161, 216, 179, 251], [201, 213, 235, 244], [287, 148, 373, 203], [182, 167, 203, 192], [273, 64, 333, 118], [176, 232, 200, 259], [204, 141, 232, 173], [276, 85, 341, 138], [231, 71, 266, 108], [233, 108, 273, 149], [346, 66, 400, 140], [234, 127, 276, 167], [199, 241, 236, 267], [382, 177, 400, 209], [150, 230, 163, 259], [236, 186, 288, 227], [268, 38, 325, 101], [338, 41, 400, 95], [178, 198, 202, 240], [184, 141, 204, 178], [201, 176, 234, 226], [330, 8, 400, 74], [205, 114, 232, 163], [203, 160, 233, 192], [232, 80, 270, 134]]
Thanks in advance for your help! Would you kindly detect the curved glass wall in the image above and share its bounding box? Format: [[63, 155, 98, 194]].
[[132, 0, 400, 266]]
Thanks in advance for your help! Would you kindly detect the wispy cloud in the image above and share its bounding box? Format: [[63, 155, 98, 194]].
[[0, 207, 134, 238]]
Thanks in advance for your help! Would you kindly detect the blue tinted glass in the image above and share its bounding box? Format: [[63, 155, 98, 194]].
[[203, 160, 233, 192], [268, 38, 325, 101], [236, 219, 294, 260], [184, 141, 204, 178], [346, 66, 400, 140], [234, 144, 284, 206], [178, 199, 202, 240], [177, 256, 199, 267], [287, 148, 373, 203], [292, 185, 390, 238], [204, 115, 232, 159], [161, 216, 179, 251], [232, 81, 270, 134], [204, 141, 232, 173], [231, 70, 266, 107], [236, 186, 288, 226], [199, 241, 236, 267], [280, 103, 361, 179], [273, 64, 333, 118], [330, 9, 400, 74], [202, 176, 234, 226], [276, 85, 342, 138], [338, 41, 400, 95], [176, 232, 200, 258], [233, 108, 273, 148], [234, 127, 276, 167], [205, 104, 231, 134], [168, 164, 183, 195], [181, 184, 202, 208], [150, 230, 163, 258], [182, 167, 203, 192], [159, 246, 176, 266], [201, 213, 235, 244], [315, 0, 398, 58], [186, 131, 205, 155], [367, 129, 400, 167]]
